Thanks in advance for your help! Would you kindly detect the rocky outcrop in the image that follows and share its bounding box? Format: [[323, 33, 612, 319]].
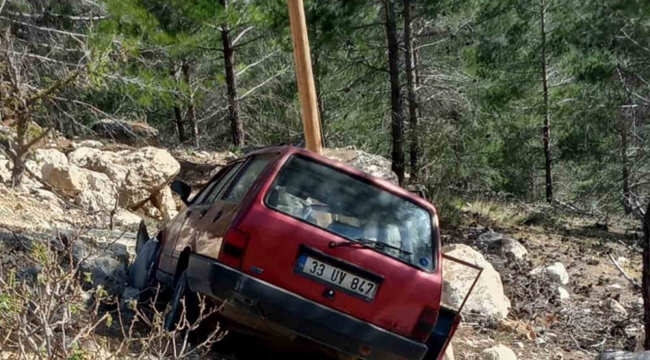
[[41, 163, 88, 196], [118, 147, 180, 208], [75, 171, 117, 212], [323, 147, 398, 184], [442, 244, 511, 319], [151, 187, 178, 221], [69, 146, 180, 209], [112, 209, 142, 231], [26, 148, 68, 179], [69, 147, 129, 187], [13, 146, 180, 227]]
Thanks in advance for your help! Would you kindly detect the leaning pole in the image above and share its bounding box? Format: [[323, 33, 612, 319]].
[[287, 0, 323, 154]]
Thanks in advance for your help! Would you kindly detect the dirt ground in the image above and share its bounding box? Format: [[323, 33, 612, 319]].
[[445, 203, 644, 360], [0, 179, 644, 360]]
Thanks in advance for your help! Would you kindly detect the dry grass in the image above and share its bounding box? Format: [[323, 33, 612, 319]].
[[0, 232, 225, 360], [461, 200, 535, 228]]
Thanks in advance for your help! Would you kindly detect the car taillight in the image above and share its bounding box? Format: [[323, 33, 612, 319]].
[[219, 227, 249, 269], [411, 306, 438, 342]]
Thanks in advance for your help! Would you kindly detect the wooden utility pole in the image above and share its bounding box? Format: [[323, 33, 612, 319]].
[[288, 0, 323, 154]]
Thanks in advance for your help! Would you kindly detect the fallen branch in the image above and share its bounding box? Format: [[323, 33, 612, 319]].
[[608, 253, 641, 290], [238, 66, 289, 100]]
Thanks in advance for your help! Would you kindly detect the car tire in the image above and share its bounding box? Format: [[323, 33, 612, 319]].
[[164, 270, 198, 332], [128, 239, 159, 291]]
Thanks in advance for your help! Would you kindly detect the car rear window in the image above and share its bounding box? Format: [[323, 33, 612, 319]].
[[265, 156, 434, 271]]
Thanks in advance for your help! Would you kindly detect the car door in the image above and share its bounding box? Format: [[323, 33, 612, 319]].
[[192, 156, 273, 260], [158, 162, 242, 276]]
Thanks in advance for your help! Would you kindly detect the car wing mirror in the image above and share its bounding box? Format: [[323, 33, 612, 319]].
[[170, 180, 192, 205]]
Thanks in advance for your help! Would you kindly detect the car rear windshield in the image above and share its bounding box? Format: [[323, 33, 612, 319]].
[[265, 156, 434, 271]]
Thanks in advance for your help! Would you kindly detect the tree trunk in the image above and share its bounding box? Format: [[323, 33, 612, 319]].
[[171, 63, 188, 143], [384, 0, 405, 185], [221, 0, 244, 148], [404, 0, 419, 184], [617, 66, 634, 214], [644, 201, 650, 349], [173, 106, 188, 143], [621, 116, 631, 214], [540, 0, 553, 203], [11, 117, 27, 187], [181, 63, 199, 147]]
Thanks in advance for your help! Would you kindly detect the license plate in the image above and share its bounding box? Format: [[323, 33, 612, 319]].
[[297, 256, 378, 299]]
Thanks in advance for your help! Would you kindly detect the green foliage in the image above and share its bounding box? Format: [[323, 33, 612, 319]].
[[6, 0, 649, 215]]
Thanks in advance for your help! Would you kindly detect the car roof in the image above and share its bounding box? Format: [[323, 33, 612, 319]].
[[229, 145, 437, 214]]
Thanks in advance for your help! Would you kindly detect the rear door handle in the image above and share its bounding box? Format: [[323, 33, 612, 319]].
[[198, 209, 208, 219], [212, 210, 223, 223]]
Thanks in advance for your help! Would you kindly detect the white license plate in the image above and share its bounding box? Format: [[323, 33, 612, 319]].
[[299, 256, 378, 299]]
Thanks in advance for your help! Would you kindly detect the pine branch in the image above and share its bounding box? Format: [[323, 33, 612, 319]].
[[24, 70, 79, 109]]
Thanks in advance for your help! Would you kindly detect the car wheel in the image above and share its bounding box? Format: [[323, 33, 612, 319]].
[[164, 270, 197, 332], [128, 239, 159, 291]]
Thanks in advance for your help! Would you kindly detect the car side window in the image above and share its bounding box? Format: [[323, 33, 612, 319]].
[[203, 162, 244, 204], [194, 162, 242, 205], [191, 168, 227, 205], [223, 157, 272, 203]]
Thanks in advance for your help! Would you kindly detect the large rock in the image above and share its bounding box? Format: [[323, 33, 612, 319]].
[[69, 147, 180, 209], [546, 262, 569, 285], [68, 147, 127, 183], [81, 256, 127, 296], [75, 171, 118, 212], [41, 163, 88, 195], [443, 344, 455, 360], [118, 147, 180, 208], [26, 148, 68, 179], [151, 186, 178, 221], [477, 230, 504, 245], [530, 262, 569, 285], [442, 244, 511, 319], [112, 209, 142, 231], [0, 153, 12, 183], [323, 147, 398, 184], [483, 345, 517, 360], [501, 238, 528, 262]]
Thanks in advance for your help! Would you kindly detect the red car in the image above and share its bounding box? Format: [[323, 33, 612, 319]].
[[129, 146, 474, 360]]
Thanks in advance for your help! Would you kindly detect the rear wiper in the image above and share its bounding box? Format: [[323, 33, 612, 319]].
[[329, 237, 412, 255]]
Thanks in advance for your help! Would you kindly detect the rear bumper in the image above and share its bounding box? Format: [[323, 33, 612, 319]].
[[187, 254, 427, 360]]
